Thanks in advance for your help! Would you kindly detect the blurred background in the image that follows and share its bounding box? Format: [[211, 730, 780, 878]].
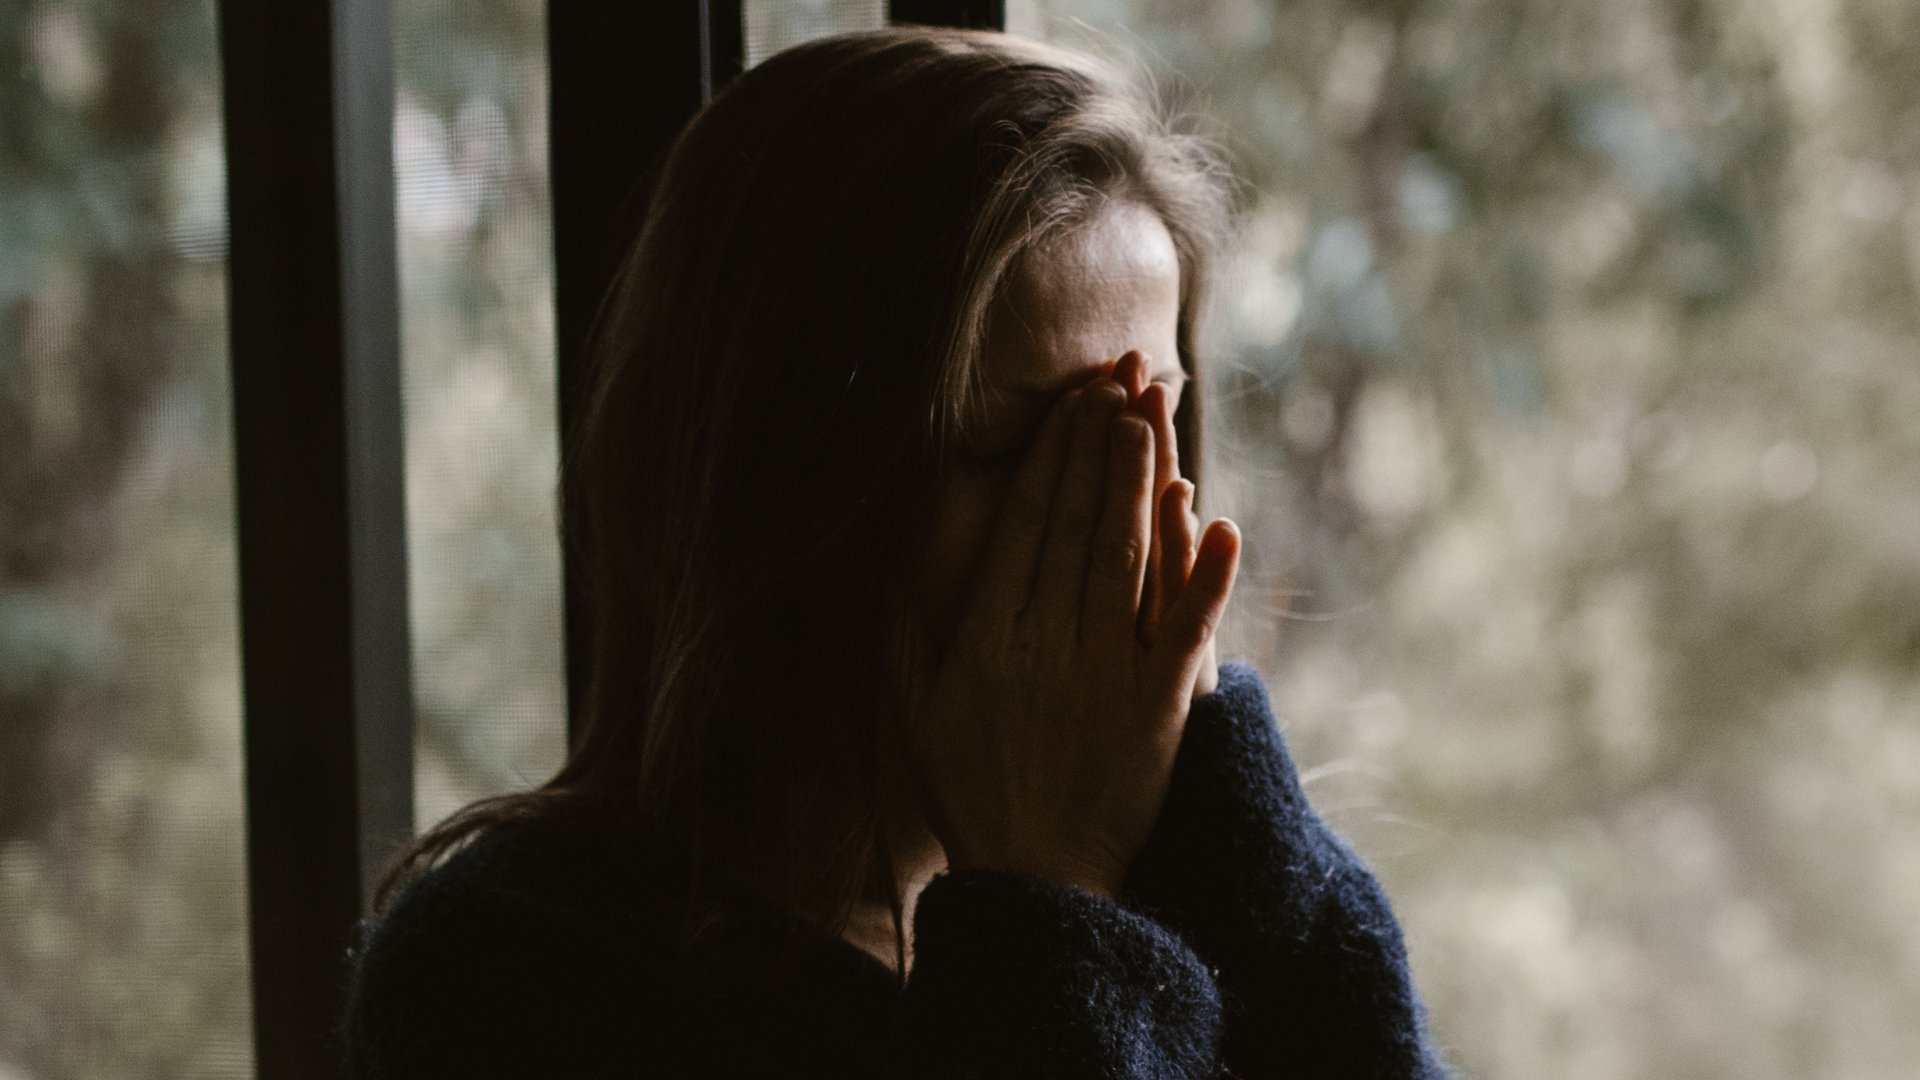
[[1, 0, 1915, 1076]]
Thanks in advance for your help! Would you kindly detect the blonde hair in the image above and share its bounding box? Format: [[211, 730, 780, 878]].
[[379, 25, 1233, 976]]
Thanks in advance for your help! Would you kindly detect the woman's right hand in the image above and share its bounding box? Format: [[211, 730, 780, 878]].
[[906, 369, 1241, 900]]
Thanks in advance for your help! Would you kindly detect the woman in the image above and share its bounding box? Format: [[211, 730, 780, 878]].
[[347, 26, 1452, 1078]]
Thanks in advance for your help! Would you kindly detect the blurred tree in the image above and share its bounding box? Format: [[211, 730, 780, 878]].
[[1, 0, 200, 842], [2, 1, 255, 1076], [1033, 1, 1920, 1076], [4, 0, 1917, 1075]]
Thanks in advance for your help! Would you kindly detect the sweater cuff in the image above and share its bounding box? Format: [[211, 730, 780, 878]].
[[1124, 659, 1338, 948], [901, 869, 1221, 1078], [1122, 660, 1453, 1079]]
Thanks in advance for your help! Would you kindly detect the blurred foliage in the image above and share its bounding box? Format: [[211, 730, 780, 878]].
[[3, 0, 1917, 1076], [389, 0, 565, 833], [1, 0, 251, 1075], [1024, 0, 1920, 1076], [0, 0, 574, 1073]]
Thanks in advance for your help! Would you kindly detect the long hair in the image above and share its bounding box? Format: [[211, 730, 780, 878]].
[[377, 26, 1232, 970]]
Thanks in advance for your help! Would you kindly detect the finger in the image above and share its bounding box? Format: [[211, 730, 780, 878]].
[[1192, 635, 1220, 699], [1135, 381, 1175, 634], [1144, 477, 1194, 642], [1147, 377, 1179, 488], [1031, 379, 1127, 630], [1114, 349, 1149, 401], [1085, 412, 1154, 643], [1174, 479, 1198, 585], [1149, 517, 1240, 701], [963, 387, 1083, 627]]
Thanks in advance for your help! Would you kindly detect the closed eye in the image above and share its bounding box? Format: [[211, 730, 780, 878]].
[[958, 372, 1185, 473], [956, 416, 1044, 474]]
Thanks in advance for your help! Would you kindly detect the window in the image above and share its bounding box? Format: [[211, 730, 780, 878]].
[[3, 2, 1913, 1076], [393, 0, 566, 838], [1, 2, 252, 1074]]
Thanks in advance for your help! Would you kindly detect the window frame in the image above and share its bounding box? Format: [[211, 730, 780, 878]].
[[220, 2, 997, 1073]]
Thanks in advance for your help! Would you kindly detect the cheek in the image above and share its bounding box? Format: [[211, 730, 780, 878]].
[[909, 471, 1009, 651]]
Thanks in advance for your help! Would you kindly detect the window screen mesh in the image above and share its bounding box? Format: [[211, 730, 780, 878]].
[[1030, 2, 1920, 1077], [0, 1, 252, 1075], [393, 0, 567, 830], [747, 0, 887, 68]]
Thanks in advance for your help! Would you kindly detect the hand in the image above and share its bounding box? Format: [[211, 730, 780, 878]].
[[1107, 351, 1220, 697], [907, 370, 1242, 899]]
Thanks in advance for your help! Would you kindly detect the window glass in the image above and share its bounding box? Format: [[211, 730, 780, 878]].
[[747, 0, 887, 67], [0, 0, 252, 1075], [1022, 1, 1920, 1076], [393, 0, 567, 827]]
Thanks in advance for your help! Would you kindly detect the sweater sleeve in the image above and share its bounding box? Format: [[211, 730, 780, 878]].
[[899, 868, 1224, 1078], [1120, 661, 1453, 1079]]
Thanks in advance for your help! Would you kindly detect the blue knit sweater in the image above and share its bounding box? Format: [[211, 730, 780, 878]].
[[345, 661, 1453, 1077]]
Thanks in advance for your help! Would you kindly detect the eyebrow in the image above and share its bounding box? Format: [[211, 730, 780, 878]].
[[1003, 363, 1189, 401]]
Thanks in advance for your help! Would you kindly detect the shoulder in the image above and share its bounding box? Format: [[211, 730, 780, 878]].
[[344, 802, 682, 1078], [374, 798, 647, 924], [360, 799, 650, 960]]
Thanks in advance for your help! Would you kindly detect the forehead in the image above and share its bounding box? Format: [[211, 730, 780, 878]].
[[978, 199, 1184, 401]]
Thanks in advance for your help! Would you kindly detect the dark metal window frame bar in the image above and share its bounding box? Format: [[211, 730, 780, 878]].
[[891, 0, 1006, 29], [221, 0, 412, 1076], [222, 1, 1002, 1074]]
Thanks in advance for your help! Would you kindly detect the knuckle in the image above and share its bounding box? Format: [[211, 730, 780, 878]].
[[1196, 604, 1223, 636], [1053, 504, 1098, 539], [1186, 602, 1224, 644], [1000, 494, 1048, 537], [1092, 532, 1146, 580], [1115, 412, 1150, 441], [1083, 384, 1127, 420]]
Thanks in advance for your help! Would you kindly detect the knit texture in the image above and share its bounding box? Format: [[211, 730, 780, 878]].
[[1124, 661, 1453, 1079], [344, 662, 1452, 1078]]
